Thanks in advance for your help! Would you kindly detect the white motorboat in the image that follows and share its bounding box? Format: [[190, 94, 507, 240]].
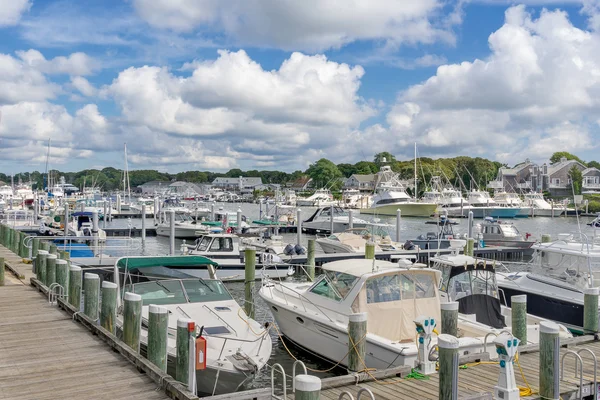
[[341, 189, 368, 209], [493, 191, 531, 217], [302, 206, 369, 234], [428, 246, 571, 342], [466, 190, 520, 219], [260, 259, 496, 370], [473, 217, 534, 249], [114, 257, 272, 395], [495, 232, 600, 332], [360, 166, 437, 217], [156, 212, 209, 239], [437, 188, 473, 218], [186, 233, 295, 280], [316, 227, 401, 254], [296, 189, 336, 207], [522, 192, 565, 217]]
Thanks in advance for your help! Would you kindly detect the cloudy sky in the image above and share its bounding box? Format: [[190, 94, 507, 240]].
[[0, 0, 599, 174]]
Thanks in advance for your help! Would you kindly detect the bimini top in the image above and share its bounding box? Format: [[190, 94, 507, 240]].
[[117, 256, 218, 271], [322, 259, 400, 277]]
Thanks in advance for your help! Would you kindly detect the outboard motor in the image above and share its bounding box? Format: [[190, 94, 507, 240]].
[[283, 243, 296, 256], [404, 240, 415, 250], [294, 244, 306, 255]]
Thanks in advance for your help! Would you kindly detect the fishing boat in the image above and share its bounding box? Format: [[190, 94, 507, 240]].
[[523, 192, 565, 217], [302, 206, 369, 234], [296, 188, 336, 207], [408, 216, 462, 250], [114, 256, 272, 395], [496, 233, 600, 332], [156, 212, 212, 239], [474, 217, 533, 249], [493, 191, 531, 218], [186, 233, 295, 279], [360, 166, 437, 217], [428, 246, 571, 342], [467, 190, 520, 219]]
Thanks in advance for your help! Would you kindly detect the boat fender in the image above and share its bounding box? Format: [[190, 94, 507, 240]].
[[283, 243, 296, 256], [294, 244, 306, 255], [404, 240, 415, 250]]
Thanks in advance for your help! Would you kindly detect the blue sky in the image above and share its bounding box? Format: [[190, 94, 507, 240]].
[[0, 0, 599, 174]]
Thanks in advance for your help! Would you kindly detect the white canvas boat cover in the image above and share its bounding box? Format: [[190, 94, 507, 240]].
[[352, 269, 441, 342]]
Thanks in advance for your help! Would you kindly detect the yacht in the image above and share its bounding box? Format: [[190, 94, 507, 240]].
[[341, 189, 365, 209], [428, 246, 571, 342], [114, 256, 272, 395], [495, 232, 600, 332], [360, 166, 437, 217], [316, 227, 401, 254], [493, 191, 531, 218], [302, 206, 369, 234], [523, 192, 565, 217], [296, 189, 336, 207], [438, 188, 473, 218], [259, 259, 487, 370], [467, 190, 520, 219]]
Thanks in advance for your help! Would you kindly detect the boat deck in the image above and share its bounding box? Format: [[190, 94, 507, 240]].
[[0, 246, 176, 400]]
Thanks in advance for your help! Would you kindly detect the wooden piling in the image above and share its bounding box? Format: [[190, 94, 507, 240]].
[[36, 250, 48, 285], [467, 238, 475, 256], [55, 259, 68, 294], [176, 318, 193, 385], [441, 302, 458, 336], [100, 281, 118, 334], [0, 257, 4, 286], [45, 254, 57, 287], [583, 287, 599, 334], [539, 321, 560, 400], [438, 334, 459, 400], [244, 247, 256, 319], [18, 231, 26, 258], [347, 312, 367, 373], [83, 273, 100, 321], [307, 239, 315, 281], [511, 295, 527, 345], [68, 265, 82, 310], [123, 292, 143, 353], [294, 375, 321, 400], [49, 243, 58, 255], [365, 242, 375, 259], [148, 304, 169, 372], [32, 237, 39, 260]]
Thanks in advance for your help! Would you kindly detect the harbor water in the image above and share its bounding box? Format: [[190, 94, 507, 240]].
[[100, 203, 599, 390]]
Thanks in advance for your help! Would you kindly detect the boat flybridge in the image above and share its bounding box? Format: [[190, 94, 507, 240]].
[[113, 256, 272, 395], [428, 244, 571, 342], [496, 231, 600, 332]]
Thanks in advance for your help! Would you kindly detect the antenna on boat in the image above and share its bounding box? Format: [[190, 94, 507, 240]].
[[570, 177, 582, 235]]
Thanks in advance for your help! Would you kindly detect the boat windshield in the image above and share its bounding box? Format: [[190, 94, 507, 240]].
[[366, 272, 436, 303], [500, 224, 520, 237], [310, 271, 358, 301], [444, 269, 499, 301], [195, 236, 212, 251], [126, 279, 232, 305]]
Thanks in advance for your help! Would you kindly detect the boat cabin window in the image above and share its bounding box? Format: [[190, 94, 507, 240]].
[[310, 271, 358, 301], [195, 236, 212, 251], [375, 198, 408, 205], [209, 237, 234, 252], [366, 273, 436, 304]]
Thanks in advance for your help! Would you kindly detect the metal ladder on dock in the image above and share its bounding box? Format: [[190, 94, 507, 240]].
[[561, 348, 598, 400]]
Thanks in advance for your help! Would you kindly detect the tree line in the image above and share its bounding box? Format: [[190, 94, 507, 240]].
[[1, 151, 597, 195]]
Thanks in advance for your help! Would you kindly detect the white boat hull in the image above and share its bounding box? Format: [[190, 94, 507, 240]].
[[156, 225, 200, 239], [360, 203, 437, 217], [173, 265, 294, 281], [303, 220, 368, 233]]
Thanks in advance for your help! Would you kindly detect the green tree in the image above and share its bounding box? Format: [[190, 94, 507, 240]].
[[353, 161, 378, 174], [374, 152, 396, 167], [306, 158, 343, 190], [587, 161, 600, 170], [337, 163, 355, 178], [568, 165, 583, 195], [550, 152, 585, 165]]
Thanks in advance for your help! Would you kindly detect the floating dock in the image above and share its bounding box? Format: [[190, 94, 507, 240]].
[[0, 246, 198, 400]]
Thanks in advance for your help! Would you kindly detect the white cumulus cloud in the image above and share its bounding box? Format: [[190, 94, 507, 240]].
[[0, 0, 31, 26]]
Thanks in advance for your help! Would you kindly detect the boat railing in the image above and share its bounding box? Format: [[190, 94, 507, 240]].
[[262, 265, 336, 324], [24, 235, 142, 258]]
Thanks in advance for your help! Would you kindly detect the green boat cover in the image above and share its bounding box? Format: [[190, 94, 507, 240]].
[[117, 256, 218, 270], [252, 219, 285, 225]]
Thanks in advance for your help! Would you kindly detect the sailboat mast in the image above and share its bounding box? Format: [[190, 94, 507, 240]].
[[124, 143, 131, 201], [414, 142, 417, 200]]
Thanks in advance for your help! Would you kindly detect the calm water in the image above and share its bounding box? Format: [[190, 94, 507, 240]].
[[102, 203, 599, 389]]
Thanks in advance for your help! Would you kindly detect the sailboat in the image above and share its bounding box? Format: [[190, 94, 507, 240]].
[[120, 143, 132, 211]]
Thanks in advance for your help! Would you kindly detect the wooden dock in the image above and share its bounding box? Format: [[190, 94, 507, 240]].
[[0, 245, 198, 400], [281, 337, 600, 400]]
